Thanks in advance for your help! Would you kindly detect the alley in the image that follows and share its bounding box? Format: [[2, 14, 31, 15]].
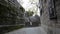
[[5, 27, 46, 34]]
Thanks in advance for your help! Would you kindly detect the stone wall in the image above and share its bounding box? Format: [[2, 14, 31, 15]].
[[0, 0, 25, 25], [39, 0, 60, 34]]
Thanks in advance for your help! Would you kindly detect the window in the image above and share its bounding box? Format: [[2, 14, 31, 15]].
[[40, 9, 43, 15], [49, 0, 57, 20]]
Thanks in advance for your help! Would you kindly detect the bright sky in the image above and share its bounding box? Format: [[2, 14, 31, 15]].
[[17, 0, 40, 16], [17, 0, 38, 11]]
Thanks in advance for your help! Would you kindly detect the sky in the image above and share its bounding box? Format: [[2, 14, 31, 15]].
[[17, 0, 40, 16], [17, 0, 39, 11]]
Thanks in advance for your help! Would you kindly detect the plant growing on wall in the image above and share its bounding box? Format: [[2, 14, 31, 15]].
[[25, 10, 34, 17]]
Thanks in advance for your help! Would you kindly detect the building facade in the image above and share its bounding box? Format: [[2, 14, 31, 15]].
[[0, 0, 25, 25], [39, 0, 60, 34]]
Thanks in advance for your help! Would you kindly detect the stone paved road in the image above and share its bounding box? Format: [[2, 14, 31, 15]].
[[5, 27, 46, 34]]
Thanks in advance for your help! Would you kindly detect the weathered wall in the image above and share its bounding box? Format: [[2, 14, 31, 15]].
[[0, 0, 25, 25], [39, 0, 60, 34]]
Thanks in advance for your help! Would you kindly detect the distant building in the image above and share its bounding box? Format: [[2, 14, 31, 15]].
[[25, 15, 40, 26], [29, 15, 40, 26], [39, 0, 60, 34]]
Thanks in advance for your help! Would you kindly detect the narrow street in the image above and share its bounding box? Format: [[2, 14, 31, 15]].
[[5, 27, 46, 34]]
